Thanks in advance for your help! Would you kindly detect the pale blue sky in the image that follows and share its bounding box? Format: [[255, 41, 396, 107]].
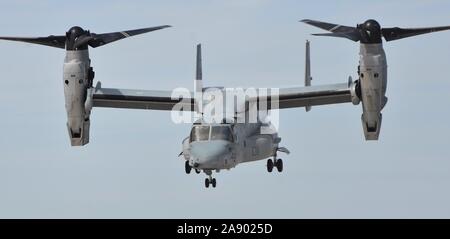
[[1, 0, 450, 218]]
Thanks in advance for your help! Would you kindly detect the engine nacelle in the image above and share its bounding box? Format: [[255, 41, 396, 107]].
[[357, 43, 387, 140], [63, 50, 92, 146]]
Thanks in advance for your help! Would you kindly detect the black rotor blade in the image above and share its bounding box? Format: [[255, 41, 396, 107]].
[[0, 35, 66, 49], [382, 25, 450, 41], [312, 32, 360, 42], [301, 19, 359, 38], [87, 25, 171, 48]]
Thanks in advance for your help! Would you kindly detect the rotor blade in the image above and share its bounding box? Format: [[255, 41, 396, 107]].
[[0, 35, 66, 49], [300, 19, 356, 34], [311, 32, 360, 42], [382, 25, 450, 41], [87, 25, 171, 48]]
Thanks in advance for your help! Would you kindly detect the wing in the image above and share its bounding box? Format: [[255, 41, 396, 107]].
[[92, 87, 195, 111], [247, 83, 352, 110], [92, 83, 351, 112]]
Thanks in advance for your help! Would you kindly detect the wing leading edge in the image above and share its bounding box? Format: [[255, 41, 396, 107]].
[[247, 83, 352, 110], [92, 88, 195, 111]]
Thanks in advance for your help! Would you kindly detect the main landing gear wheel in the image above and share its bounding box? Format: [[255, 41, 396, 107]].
[[204, 177, 217, 188], [276, 159, 283, 172], [267, 158, 283, 173], [267, 159, 274, 173], [195, 169, 201, 174], [185, 161, 192, 174]]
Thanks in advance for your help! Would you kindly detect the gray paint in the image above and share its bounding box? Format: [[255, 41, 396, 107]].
[[63, 50, 92, 146], [90, 41, 360, 186], [1, 1, 450, 218], [358, 43, 387, 140]]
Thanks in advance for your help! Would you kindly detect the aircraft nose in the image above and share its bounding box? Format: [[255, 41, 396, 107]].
[[190, 141, 231, 167]]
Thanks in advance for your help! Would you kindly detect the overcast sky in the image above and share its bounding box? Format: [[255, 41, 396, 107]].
[[1, 0, 450, 218]]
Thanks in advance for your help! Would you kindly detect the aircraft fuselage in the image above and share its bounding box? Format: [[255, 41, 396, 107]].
[[182, 121, 280, 172]]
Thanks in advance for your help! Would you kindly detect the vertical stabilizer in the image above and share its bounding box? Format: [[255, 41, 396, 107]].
[[196, 44, 203, 92], [305, 40, 313, 112], [195, 44, 203, 114]]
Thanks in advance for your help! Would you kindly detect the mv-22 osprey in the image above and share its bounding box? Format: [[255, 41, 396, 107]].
[[1, 19, 450, 188]]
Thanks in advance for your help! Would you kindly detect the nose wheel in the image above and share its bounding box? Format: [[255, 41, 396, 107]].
[[205, 176, 217, 188], [267, 158, 283, 173], [267, 159, 274, 172], [185, 160, 192, 174]]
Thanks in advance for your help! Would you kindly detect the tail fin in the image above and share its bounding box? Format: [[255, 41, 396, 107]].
[[305, 40, 313, 112], [196, 44, 203, 92], [195, 44, 203, 114]]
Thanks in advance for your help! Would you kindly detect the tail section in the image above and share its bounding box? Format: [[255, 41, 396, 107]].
[[195, 44, 203, 114], [305, 40, 313, 112], [196, 44, 203, 90]]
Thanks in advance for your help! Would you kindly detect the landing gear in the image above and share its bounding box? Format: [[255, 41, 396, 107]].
[[267, 159, 274, 173], [267, 157, 283, 173], [204, 175, 217, 188], [185, 161, 192, 174], [186, 161, 201, 174], [276, 159, 283, 172]]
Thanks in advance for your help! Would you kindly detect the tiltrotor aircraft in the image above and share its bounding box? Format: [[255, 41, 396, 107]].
[[1, 20, 450, 188]]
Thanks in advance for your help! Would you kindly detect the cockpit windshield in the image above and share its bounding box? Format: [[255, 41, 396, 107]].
[[189, 125, 234, 142], [190, 125, 210, 142], [211, 126, 233, 142]]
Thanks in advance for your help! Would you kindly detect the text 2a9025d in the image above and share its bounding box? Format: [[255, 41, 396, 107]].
[[221, 224, 272, 234]]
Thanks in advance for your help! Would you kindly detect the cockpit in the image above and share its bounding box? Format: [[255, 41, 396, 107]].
[[189, 125, 234, 143]]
